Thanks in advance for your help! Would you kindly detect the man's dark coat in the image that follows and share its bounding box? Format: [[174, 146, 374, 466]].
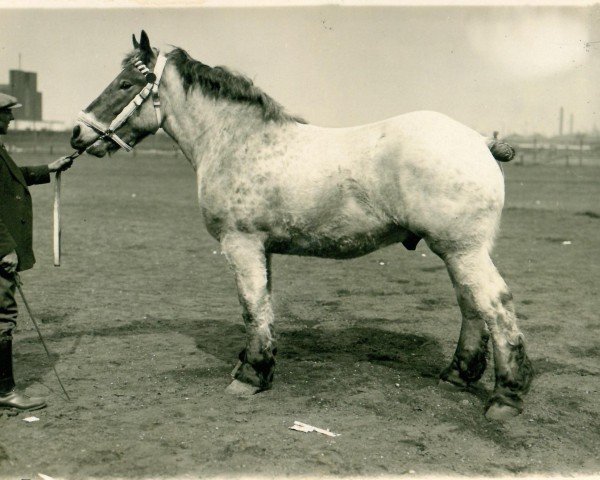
[[0, 144, 50, 271]]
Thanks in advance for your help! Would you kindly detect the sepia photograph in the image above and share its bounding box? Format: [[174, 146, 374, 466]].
[[0, 1, 598, 478]]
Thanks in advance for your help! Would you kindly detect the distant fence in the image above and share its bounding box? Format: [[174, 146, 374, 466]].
[[510, 143, 600, 167], [504, 135, 600, 167]]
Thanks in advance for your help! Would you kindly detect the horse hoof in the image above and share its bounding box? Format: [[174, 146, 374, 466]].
[[485, 402, 521, 421], [225, 379, 260, 396]]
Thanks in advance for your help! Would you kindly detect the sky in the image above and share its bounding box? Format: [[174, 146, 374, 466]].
[[0, 1, 598, 137]]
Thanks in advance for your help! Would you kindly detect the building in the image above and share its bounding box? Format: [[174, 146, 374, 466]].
[[0, 69, 42, 121]]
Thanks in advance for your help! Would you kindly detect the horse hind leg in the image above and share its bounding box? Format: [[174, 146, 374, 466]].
[[221, 233, 276, 395], [437, 246, 533, 420], [439, 314, 490, 390], [438, 249, 491, 389]]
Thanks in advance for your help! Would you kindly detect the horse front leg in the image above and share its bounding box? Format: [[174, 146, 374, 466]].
[[442, 248, 534, 420], [221, 233, 276, 395]]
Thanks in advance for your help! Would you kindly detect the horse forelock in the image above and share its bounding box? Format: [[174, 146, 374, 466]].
[[121, 46, 160, 71], [166, 47, 306, 124]]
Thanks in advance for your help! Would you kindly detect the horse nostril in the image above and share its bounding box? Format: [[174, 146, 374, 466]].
[[72, 125, 81, 139]]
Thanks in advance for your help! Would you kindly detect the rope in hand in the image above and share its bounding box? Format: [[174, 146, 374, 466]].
[[54, 150, 82, 267]]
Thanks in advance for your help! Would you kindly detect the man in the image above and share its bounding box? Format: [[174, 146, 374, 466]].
[[0, 93, 74, 411]]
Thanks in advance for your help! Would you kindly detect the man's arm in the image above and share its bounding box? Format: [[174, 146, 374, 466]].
[[20, 165, 50, 186], [19, 156, 74, 186]]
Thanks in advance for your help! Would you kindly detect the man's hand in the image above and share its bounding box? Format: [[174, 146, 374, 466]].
[[48, 156, 74, 173], [0, 250, 18, 274]]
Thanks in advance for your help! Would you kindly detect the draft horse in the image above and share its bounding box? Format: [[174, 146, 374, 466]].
[[71, 31, 533, 420]]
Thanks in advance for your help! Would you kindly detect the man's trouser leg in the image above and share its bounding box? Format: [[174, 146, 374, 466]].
[[0, 268, 17, 336], [0, 269, 46, 410], [0, 269, 17, 392]]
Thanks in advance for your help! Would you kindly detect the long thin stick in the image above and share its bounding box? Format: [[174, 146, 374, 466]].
[[53, 170, 61, 266], [53, 151, 81, 267], [15, 275, 71, 401]]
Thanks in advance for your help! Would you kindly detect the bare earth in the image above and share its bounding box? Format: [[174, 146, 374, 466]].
[[0, 154, 598, 479]]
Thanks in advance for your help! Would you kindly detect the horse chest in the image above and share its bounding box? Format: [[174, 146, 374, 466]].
[[197, 164, 278, 238]]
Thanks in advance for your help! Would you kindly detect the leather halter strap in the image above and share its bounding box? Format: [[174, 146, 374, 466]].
[[77, 50, 168, 152]]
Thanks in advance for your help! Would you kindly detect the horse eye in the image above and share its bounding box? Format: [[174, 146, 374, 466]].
[[120, 80, 133, 90]]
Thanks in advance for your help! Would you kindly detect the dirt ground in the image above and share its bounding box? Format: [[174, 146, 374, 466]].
[[0, 154, 598, 479]]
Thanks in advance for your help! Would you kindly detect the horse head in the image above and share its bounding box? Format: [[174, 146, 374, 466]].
[[70, 30, 163, 157]]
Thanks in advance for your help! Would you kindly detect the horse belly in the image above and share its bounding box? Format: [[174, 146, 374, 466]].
[[263, 188, 413, 258], [267, 222, 410, 259]]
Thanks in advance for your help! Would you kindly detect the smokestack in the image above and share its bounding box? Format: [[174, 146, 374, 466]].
[[559, 107, 564, 136]]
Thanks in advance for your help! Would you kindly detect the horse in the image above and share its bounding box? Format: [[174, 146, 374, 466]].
[[70, 31, 533, 421]]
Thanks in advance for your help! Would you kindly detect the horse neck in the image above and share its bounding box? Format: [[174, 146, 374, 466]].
[[159, 65, 277, 170]]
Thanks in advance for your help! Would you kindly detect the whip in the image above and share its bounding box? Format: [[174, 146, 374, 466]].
[[14, 273, 71, 401], [53, 150, 82, 267]]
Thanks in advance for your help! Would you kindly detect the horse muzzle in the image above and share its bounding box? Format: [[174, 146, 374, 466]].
[[70, 120, 114, 157], [70, 121, 98, 150]]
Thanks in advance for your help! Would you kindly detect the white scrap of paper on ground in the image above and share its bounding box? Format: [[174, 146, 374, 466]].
[[562, 241, 572, 245], [289, 421, 340, 437], [38, 474, 57, 480], [23, 416, 40, 422]]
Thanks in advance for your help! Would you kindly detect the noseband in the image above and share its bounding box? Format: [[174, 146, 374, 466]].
[[77, 50, 168, 152]]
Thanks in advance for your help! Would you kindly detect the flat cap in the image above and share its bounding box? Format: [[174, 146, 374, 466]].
[[0, 93, 22, 110]]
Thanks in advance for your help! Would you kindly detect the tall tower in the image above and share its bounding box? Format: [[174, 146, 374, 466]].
[[7, 70, 42, 121]]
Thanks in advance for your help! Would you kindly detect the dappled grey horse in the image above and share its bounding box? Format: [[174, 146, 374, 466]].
[[71, 31, 533, 420]]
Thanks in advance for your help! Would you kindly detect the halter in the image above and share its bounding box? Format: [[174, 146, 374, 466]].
[[77, 50, 168, 152]]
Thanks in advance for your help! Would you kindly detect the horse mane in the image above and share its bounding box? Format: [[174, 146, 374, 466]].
[[122, 48, 305, 124], [170, 48, 306, 124]]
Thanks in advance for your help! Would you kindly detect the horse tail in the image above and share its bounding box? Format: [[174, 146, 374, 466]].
[[486, 138, 516, 162]]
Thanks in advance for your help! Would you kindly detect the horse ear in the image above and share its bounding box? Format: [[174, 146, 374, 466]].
[[132, 34, 140, 49], [140, 30, 151, 53]]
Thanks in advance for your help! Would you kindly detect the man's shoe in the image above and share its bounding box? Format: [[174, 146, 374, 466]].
[[0, 389, 46, 411]]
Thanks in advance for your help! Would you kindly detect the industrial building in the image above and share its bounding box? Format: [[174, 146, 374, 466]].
[[0, 69, 42, 121]]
